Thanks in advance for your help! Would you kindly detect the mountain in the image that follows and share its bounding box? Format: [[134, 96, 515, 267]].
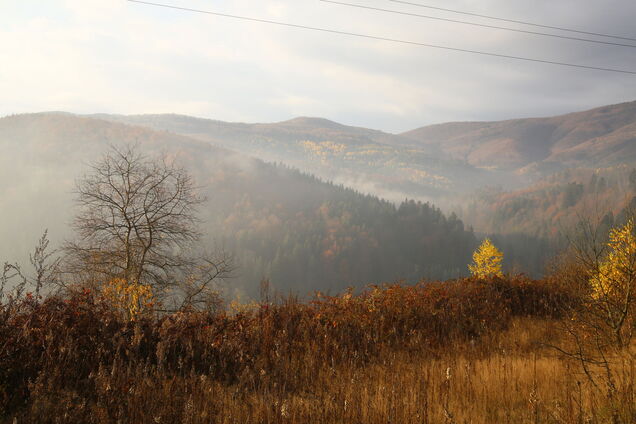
[[0, 112, 232, 264], [4, 100, 634, 291], [0, 112, 480, 297], [401, 101, 636, 175], [90, 113, 508, 201], [91, 113, 419, 149], [92, 101, 636, 205]]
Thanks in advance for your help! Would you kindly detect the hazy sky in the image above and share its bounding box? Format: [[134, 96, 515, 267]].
[[2, 0, 635, 132]]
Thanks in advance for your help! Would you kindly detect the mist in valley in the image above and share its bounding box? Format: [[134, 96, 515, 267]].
[[5, 1, 636, 421], [4, 102, 636, 300]]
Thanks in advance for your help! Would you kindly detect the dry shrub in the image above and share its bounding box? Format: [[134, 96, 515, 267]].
[[1, 276, 632, 424]]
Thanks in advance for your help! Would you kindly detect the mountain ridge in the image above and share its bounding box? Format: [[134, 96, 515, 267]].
[[8, 99, 636, 203], [19, 98, 636, 142], [85, 100, 636, 204], [0, 112, 483, 295], [401, 100, 636, 172]]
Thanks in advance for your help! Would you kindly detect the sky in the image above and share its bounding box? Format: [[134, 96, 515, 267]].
[[1, 0, 635, 133]]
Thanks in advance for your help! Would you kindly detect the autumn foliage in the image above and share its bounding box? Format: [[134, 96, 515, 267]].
[[0, 276, 578, 422], [101, 278, 155, 320], [468, 238, 504, 278], [589, 218, 636, 300]]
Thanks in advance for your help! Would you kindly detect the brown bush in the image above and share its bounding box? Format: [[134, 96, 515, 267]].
[[2, 276, 626, 424]]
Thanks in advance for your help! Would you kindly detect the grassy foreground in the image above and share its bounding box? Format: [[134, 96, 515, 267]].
[[1, 277, 634, 423]]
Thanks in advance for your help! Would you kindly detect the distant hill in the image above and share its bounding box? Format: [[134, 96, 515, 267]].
[[0, 113, 480, 297], [401, 101, 636, 175], [455, 166, 636, 239], [90, 113, 509, 201], [4, 100, 635, 290], [91, 113, 419, 149], [92, 101, 636, 204], [0, 112, 231, 265]]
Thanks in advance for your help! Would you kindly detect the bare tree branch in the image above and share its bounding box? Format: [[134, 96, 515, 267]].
[[63, 144, 233, 311]]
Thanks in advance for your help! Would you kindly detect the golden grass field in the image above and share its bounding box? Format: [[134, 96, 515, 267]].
[[1, 278, 634, 423]]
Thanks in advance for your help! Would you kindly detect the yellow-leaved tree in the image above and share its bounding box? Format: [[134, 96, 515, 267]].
[[468, 238, 503, 278], [102, 278, 155, 320], [589, 218, 636, 300], [548, 214, 636, 409]]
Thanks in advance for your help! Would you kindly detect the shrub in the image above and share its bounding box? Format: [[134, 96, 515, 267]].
[[0, 276, 574, 421]]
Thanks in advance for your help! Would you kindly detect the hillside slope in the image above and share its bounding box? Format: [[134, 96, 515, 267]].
[[455, 166, 636, 239], [91, 113, 510, 200], [402, 101, 636, 174], [0, 113, 479, 296], [93, 101, 636, 204]]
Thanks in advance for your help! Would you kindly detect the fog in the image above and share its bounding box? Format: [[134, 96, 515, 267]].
[[2, 99, 635, 297]]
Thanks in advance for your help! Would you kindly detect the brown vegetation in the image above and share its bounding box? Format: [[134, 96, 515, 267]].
[[403, 100, 636, 172], [458, 166, 636, 238], [2, 276, 633, 423]]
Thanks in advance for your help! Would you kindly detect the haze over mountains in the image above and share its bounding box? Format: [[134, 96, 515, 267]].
[[93, 100, 636, 201], [90, 113, 508, 202], [401, 101, 636, 174], [1, 100, 635, 296], [0, 113, 478, 297]]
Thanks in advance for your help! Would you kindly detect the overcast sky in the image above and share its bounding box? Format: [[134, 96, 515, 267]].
[[1, 0, 635, 132]]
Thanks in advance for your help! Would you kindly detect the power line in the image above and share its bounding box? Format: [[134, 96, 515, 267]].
[[320, 0, 636, 49], [384, 0, 636, 42], [126, 0, 636, 75]]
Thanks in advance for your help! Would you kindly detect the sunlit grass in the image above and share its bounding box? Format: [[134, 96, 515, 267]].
[[1, 277, 633, 423]]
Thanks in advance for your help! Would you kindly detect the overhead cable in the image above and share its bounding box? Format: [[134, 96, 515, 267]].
[[127, 0, 636, 75]]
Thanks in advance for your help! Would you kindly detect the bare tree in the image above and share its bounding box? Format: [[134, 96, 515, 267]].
[[1, 230, 60, 304], [64, 144, 232, 311]]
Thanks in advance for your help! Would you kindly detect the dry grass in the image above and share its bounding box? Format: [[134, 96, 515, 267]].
[[1, 277, 634, 423]]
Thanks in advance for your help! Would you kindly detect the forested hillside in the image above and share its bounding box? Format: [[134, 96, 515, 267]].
[[94, 101, 636, 206], [456, 166, 636, 238], [209, 164, 477, 295], [91, 113, 511, 201], [0, 113, 479, 297], [402, 100, 636, 175], [5, 101, 635, 293]]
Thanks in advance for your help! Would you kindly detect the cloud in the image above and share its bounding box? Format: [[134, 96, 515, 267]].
[[1, 0, 635, 132]]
